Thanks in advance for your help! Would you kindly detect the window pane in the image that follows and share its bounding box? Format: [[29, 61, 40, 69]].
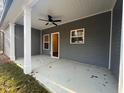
[[45, 36, 48, 42], [77, 37, 83, 43], [72, 31, 76, 36], [71, 38, 77, 43], [44, 43, 48, 49], [77, 30, 83, 36]]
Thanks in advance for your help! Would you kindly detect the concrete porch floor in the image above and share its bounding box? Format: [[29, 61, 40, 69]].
[[15, 55, 118, 93]]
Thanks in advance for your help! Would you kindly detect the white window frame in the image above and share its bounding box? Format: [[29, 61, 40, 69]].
[[70, 28, 85, 44], [43, 34, 50, 50]]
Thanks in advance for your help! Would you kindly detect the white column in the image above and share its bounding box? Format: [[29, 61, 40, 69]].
[[24, 6, 32, 74], [10, 23, 15, 61], [118, 1, 123, 93], [118, 23, 123, 93]]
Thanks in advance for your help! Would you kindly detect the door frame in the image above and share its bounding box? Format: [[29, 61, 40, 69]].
[[51, 32, 60, 59]]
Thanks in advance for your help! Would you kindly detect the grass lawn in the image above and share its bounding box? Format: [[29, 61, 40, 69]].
[[0, 62, 51, 93]]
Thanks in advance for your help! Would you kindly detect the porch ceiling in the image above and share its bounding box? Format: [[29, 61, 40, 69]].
[[0, 0, 3, 10], [1, 0, 116, 30]]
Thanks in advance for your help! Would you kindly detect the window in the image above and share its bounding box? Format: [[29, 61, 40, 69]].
[[70, 28, 85, 44], [43, 34, 50, 50]]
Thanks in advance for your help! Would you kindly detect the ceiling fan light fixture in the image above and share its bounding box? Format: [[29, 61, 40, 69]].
[[39, 15, 62, 26]]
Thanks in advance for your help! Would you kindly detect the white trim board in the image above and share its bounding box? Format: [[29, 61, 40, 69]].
[[118, 1, 123, 93], [108, 11, 113, 69]]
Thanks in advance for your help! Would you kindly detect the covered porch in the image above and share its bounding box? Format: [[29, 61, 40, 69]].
[[15, 55, 117, 93], [1, 0, 122, 93]]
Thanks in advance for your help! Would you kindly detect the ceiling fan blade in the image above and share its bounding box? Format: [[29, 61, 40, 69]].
[[46, 23, 49, 25], [39, 18, 48, 22], [53, 20, 62, 22], [52, 22, 57, 26], [48, 15, 52, 19]]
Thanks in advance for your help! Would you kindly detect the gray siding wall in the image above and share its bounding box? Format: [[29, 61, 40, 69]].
[[110, 0, 122, 79], [42, 11, 111, 68], [15, 24, 40, 59], [40, 31, 43, 54]]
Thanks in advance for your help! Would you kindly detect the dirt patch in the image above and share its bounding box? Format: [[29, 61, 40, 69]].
[[0, 54, 11, 64]]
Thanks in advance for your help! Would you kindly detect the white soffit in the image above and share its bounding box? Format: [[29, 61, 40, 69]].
[[0, 0, 3, 12], [13, 0, 117, 30]]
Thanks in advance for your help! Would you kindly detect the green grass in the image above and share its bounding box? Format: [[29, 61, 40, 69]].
[[0, 63, 51, 93]]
